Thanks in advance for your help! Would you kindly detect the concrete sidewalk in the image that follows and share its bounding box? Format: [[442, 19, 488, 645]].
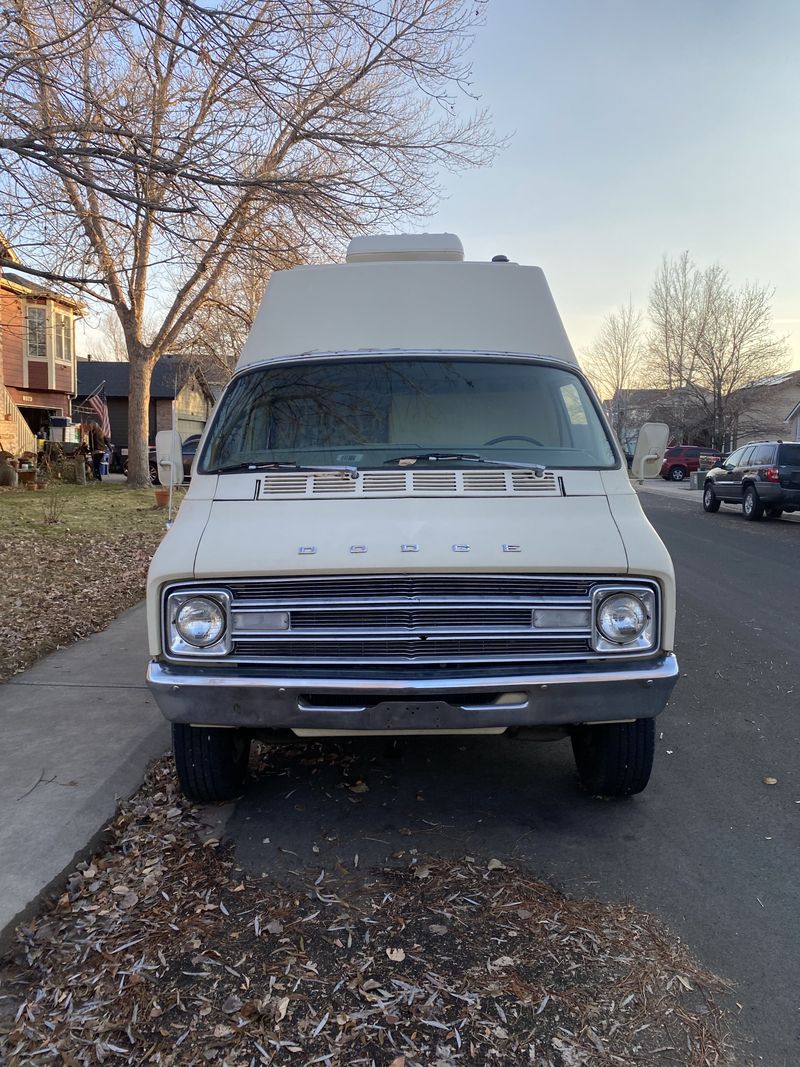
[[0, 604, 169, 949]]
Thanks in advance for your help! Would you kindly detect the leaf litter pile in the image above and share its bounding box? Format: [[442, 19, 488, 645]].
[[0, 485, 168, 681], [1, 758, 739, 1067]]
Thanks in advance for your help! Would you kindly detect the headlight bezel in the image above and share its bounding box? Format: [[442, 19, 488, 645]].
[[165, 588, 231, 657], [591, 585, 657, 654]]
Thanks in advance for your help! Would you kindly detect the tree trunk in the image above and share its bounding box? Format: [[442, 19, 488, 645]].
[[127, 351, 155, 488]]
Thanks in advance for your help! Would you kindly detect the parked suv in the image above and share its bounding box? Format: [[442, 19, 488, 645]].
[[660, 445, 723, 481], [702, 441, 800, 519]]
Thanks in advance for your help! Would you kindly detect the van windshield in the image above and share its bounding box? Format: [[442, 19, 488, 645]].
[[199, 357, 618, 472]]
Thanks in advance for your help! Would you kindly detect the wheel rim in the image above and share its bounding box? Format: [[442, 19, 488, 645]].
[[704, 487, 713, 507], [744, 492, 753, 514], [672, 467, 685, 481]]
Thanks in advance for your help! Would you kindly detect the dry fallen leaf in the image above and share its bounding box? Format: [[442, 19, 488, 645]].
[[389, 1057, 406, 1067], [275, 996, 290, 1021], [413, 864, 431, 880], [487, 858, 506, 871], [386, 947, 406, 962], [348, 780, 369, 793], [762, 776, 778, 785]]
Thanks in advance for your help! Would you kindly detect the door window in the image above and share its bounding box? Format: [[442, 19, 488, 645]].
[[750, 444, 775, 465], [723, 448, 744, 468], [737, 446, 756, 466]]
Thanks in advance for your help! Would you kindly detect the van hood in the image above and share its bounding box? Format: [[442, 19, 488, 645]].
[[192, 495, 629, 577]]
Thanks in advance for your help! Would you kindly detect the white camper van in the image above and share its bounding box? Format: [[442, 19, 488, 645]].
[[146, 234, 678, 802]]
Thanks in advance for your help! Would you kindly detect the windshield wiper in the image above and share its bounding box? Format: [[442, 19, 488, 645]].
[[206, 461, 359, 479], [383, 452, 548, 475]]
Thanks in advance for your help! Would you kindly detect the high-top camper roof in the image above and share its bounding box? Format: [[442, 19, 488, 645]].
[[236, 234, 577, 369]]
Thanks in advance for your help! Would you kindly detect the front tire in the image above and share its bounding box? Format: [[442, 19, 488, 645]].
[[742, 485, 764, 521], [571, 719, 654, 797], [172, 724, 250, 802], [669, 465, 688, 482], [703, 483, 721, 512]]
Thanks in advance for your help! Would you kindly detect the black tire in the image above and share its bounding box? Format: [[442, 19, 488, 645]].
[[172, 724, 250, 802], [669, 465, 688, 482], [742, 485, 764, 521], [702, 482, 721, 512], [571, 719, 654, 797], [766, 506, 783, 519]]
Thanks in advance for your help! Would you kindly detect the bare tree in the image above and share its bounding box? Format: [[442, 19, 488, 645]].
[[582, 301, 644, 439], [0, 0, 499, 484], [647, 254, 788, 448]]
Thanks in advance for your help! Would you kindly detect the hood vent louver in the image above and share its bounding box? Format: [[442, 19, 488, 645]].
[[257, 469, 560, 499]]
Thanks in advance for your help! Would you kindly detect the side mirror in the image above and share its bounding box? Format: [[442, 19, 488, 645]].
[[155, 429, 183, 487], [631, 422, 670, 480]]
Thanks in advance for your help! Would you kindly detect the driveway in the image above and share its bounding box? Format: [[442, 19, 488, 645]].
[[224, 492, 799, 1065]]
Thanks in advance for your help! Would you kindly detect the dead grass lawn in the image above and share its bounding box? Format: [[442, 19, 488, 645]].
[[0, 483, 175, 680]]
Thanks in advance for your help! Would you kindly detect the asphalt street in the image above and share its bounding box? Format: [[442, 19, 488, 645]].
[[225, 491, 799, 1064]]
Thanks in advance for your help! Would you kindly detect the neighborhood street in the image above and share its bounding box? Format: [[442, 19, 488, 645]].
[[224, 490, 799, 1066]]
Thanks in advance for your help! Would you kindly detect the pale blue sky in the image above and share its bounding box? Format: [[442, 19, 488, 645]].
[[428, 0, 800, 366]]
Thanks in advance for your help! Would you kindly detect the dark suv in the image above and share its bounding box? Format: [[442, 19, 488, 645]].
[[660, 444, 723, 481], [702, 441, 800, 519]]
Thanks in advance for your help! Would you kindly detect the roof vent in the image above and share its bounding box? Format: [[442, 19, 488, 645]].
[[492, 254, 510, 263], [346, 233, 464, 264]]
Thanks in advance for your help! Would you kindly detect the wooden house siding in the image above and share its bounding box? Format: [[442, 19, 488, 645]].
[[5, 385, 68, 414], [55, 362, 73, 393], [0, 289, 24, 383]]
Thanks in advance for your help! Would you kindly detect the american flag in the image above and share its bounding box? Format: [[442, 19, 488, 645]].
[[86, 387, 112, 441]]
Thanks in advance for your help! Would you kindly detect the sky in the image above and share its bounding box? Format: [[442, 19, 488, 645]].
[[426, 0, 800, 368]]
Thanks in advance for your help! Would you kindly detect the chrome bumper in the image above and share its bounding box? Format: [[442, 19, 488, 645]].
[[147, 654, 679, 731]]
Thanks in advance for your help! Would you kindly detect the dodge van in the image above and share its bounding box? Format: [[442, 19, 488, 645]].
[[146, 234, 678, 802]]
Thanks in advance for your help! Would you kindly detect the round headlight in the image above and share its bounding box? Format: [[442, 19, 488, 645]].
[[175, 597, 226, 647], [597, 593, 647, 644]]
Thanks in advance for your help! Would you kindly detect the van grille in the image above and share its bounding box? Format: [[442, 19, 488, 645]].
[[164, 574, 657, 671]]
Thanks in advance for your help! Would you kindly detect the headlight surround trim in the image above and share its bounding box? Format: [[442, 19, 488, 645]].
[[165, 588, 232, 657], [591, 584, 658, 654]]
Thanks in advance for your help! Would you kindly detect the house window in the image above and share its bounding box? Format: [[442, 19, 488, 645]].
[[54, 311, 73, 362], [26, 306, 47, 359]]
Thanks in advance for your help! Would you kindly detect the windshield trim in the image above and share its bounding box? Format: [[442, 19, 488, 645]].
[[199, 351, 623, 474]]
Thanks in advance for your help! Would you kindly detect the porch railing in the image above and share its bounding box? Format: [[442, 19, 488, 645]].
[[1, 383, 36, 455]]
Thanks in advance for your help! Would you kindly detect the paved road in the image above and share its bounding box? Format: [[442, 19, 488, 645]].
[[226, 493, 799, 1064]]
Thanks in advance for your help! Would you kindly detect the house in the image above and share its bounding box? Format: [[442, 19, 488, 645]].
[[730, 371, 800, 446], [1, 235, 83, 455], [74, 356, 215, 448]]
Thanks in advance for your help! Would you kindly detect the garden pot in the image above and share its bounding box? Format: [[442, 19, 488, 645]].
[[154, 488, 170, 508]]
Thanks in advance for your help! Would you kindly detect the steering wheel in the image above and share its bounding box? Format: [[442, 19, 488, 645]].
[[483, 434, 544, 446]]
